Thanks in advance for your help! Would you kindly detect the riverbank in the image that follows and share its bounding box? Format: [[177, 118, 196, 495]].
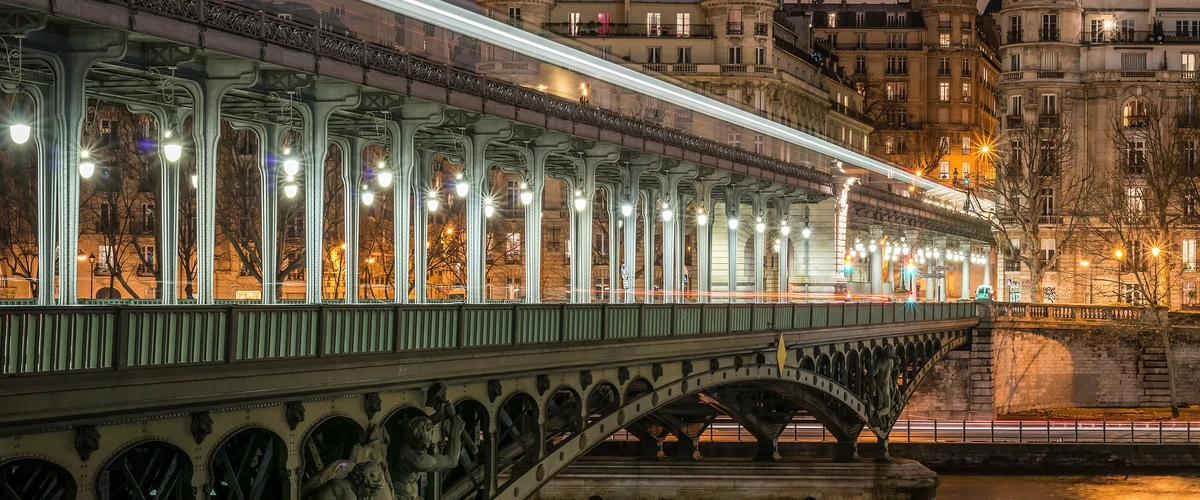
[[938, 473, 1200, 499], [1001, 406, 1200, 421]]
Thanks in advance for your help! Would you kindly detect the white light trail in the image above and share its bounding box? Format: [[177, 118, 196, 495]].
[[360, 0, 977, 207]]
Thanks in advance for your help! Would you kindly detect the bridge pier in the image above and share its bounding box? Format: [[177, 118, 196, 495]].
[[870, 226, 884, 296], [395, 103, 446, 303], [524, 134, 571, 303], [464, 118, 513, 303], [563, 145, 617, 303], [621, 157, 655, 303], [414, 148, 438, 303]]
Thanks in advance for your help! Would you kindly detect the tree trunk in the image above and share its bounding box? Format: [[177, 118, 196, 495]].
[[1158, 314, 1182, 418]]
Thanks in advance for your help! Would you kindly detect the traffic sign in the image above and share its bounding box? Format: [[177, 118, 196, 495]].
[[919, 272, 945, 279], [933, 265, 957, 271]]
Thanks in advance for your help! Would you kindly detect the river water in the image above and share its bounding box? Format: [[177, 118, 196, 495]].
[[938, 474, 1200, 499]]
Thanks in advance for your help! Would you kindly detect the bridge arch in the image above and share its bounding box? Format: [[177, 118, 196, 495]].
[[206, 425, 290, 500], [297, 413, 366, 485], [585, 381, 620, 423], [96, 438, 193, 499], [0, 455, 76, 500]]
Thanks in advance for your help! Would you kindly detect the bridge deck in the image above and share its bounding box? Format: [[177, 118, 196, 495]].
[[0, 301, 978, 431]]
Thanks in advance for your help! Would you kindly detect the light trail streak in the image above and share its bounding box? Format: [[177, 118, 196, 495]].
[[355, 0, 981, 208]]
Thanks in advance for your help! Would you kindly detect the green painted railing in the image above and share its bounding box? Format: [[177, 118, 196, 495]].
[[0, 302, 977, 375]]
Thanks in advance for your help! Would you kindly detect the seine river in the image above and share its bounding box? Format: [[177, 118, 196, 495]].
[[938, 474, 1200, 499]]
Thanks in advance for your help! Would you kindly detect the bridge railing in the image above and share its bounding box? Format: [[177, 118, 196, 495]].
[[0, 302, 975, 375], [988, 302, 1164, 322]]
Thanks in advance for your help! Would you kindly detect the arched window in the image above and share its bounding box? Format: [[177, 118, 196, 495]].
[[1124, 99, 1148, 128]]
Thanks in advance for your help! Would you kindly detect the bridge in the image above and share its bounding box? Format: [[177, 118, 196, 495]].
[[0, 0, 999, 498], [1, 301, 976, 499]]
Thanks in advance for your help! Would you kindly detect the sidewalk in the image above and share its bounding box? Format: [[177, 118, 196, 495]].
[[1001, 407, 1200, 422]]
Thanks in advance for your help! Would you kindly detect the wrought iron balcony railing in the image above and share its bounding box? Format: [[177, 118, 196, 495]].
[[726, 21, 743, 35], [1007, 30, 1023, 44], [542, 22, 715, 38], [1039, 28, 1060, 41]]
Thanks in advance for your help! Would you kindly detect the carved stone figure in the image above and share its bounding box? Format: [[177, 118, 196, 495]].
[[305, 461, 388, 500], [390, 415, 465, 500], [870, 346, 898, 421], [303, 424, 395, 500]]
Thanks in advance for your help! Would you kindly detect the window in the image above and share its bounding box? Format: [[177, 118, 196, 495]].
[[887, 33, 907, 48], [962, 59, 971, 76], [962, 82, 972, 102], [507, 7, 521, 27], [1041, 13, 1058, 41], [568, 12, 580, 36], [1009, 15, 1022, 38], [729, 46, 742, 64], [939, 136, 950, 155], [677, 47, 692, 64], [505, 232, 521, 256], [1178, 21, 1200, 37], [754, 134, 764, 154], [647, 13, 662, 36], [939, 57, 951, 76], [1090, 19, 1105, 43], [885, 137, 895, 154], [1009, 53, 1021, 72], [677, 13, 691, 36], [1039, 139, 1059, 175], [962, 161, 971, 180], [885, 82, 907, 101], [1127, 140, 1146, 173], [1127, 186, 1146, 213], [1040, 94, 1058, 115], [962, 137, 972, 155], [1187, 139, 1198, 171], [1041, 52, 1059, 70], [506, 180, 519, 209], [597, 13, 611, 35], [939, 160, 950, 179], [1122, 283, 1145, 305], [1005, 239, 1021, 271], [1183, 53, 1199, 72], [1119, 19, 1135, 41], [96, 245, 115, 275], [827, 9, 835, 28], [1121, 53, 1147, 70], [857, 13, 865, 27], [141, 246, 155, 274], [754, 46, 765, 65], [1009, 94, 1023, 116], [597, 46, 612, 60], [1185, 240, 1197, 271], [1124, 99, 1147, 127], [1039, 187, 1055, 216], [887, 13, 906, 28], [647, 47, 662, 63], [940, 33, 950, 47], [594, 232, 608, 257], [728, 133, 740, 147], [939, 82, 950, 102], [855, 56, 867, 74], [1039, 239, 1056, 267]]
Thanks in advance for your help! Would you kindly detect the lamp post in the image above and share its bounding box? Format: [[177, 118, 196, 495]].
[[87, 253, 96, 299], [1080, 259, 1093, 304]]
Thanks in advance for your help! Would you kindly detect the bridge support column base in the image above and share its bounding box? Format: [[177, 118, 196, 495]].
[[675, 438, 703, 461], [753, 439, 782, 462], [832, 436, 859, 462], [876, 438, 892, 462]]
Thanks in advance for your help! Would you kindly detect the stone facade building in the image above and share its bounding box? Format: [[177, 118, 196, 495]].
[[802, 0, 1002, 190], [994, 0, 1200, 305]]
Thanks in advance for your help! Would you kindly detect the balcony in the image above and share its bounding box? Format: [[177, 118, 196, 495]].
[[726, 21, 743, 35], [1084, 30, 1200, 45], [542, 22, 715, 38], [1006, 115, 1023, 128], [1007, 30, 1023, 44], [962, 96, 973, 103], [754, 22, 768, 36], [962, 69, 972, 77], [884, 68, 909, 76], [962, 21, 972, 30], [1039, 29, 1060, 42], [1038, 113, 1060, 127], [1124, 115, 1149, 129], [1036, 70, 1064, 79], [938, 21, 951, 29]]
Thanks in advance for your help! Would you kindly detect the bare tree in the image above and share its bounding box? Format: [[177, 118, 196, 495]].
[[970, 111, 1090, 303], [855, 73, 906, 152], [1084, 96, 1200, 418], [0, 129, 40, 298], [899, 129, 950, 180]]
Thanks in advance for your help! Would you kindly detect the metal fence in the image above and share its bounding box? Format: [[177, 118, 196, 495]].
[[0, 301, 975, 375], [612, 420, 1200, 445]]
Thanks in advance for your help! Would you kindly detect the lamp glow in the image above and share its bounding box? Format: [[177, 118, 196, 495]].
[[284, 183, 298, 198], [163, 143, 183, 162], [1152, 246, 1161, 257], [455, 174, 469, 197], [697, 213, 708, 226], [427, 195, 440, 212], [378, 171, 393, 188], [662, 207, 673, 221], [520, 183, 533, 205], [755, 220, 765, 233], [79, 160, 95, 179], [621, 204, 633, 217], [283, 158, 300, 177], [780, 221, 790, 236], [727, 217, 739, 230], [484, 200, 495, 218], [9, 124, 30, 145], [191, 174, 198, 188], [801, 225, 811, 239], [573, 191, 587, 211], [362, 191, 375, 206]]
